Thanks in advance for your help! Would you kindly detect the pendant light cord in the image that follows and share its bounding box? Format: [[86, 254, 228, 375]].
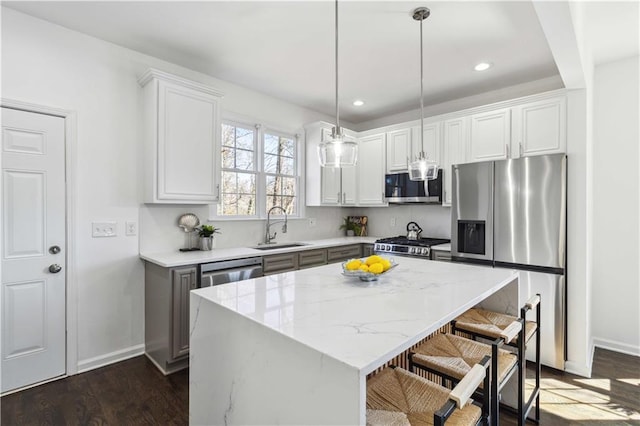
[[419, 13, 424, 155], [335, 0, 340, 131]]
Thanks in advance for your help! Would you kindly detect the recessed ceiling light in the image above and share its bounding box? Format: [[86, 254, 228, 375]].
[[474, 62, 492, 71], [353, 100, 364, 106]]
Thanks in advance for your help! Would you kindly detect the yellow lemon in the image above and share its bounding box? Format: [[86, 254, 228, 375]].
[[365, 255, 383, 266], [359, 264, 370, 272], [345, 259, 362, 271], [368, 263, 384, 274], [380, 259, 392, 271]]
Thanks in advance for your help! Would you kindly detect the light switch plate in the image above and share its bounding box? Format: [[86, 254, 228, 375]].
[[390, 217, 397, 227], [92, 222, 117, 237], [125, 221, 137, 236]]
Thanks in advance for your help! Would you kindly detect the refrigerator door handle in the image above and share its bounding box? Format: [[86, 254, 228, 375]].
[[506, 143, 510, 158]]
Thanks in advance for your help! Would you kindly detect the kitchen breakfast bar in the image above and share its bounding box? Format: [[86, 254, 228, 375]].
[[189, 257, 519, 425]]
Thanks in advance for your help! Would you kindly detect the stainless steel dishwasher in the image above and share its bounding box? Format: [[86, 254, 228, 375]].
[[198, 257, 263, 287]]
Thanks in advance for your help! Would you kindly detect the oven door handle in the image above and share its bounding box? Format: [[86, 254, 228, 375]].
[[200, 265, 263, 288]]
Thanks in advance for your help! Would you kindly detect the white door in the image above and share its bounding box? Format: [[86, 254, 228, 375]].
[[1, 107, 66, 393]]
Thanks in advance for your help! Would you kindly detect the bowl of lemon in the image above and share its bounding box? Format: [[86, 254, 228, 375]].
[[342, 255, 398, 282]]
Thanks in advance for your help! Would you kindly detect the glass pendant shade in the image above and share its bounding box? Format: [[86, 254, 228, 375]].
[[408, 152, 438, 181], [318, 126, 358, 167]]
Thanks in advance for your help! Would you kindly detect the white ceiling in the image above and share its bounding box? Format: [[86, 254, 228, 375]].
[[3, 1, 638, 123]]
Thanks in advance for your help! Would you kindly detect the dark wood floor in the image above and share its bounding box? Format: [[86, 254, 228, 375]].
[[2, 348, 638, 425]]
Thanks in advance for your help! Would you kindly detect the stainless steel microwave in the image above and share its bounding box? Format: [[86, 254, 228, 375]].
[[384, 170, 443, 204]]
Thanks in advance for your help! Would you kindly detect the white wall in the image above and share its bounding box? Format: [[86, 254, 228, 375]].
[[591, 55, 640, 356], [1, 7, 344, 371]]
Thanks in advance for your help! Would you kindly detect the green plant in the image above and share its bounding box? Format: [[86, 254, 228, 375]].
[[339, 217, 361, 235], [198, 224, 221, 237]]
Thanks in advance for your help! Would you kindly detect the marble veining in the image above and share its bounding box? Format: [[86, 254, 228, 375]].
[[192, 257, 518, 375]]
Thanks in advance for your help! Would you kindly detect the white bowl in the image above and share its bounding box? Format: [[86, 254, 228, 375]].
[[341, 257, 398, 281]]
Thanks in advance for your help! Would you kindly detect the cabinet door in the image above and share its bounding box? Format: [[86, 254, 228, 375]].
[[442, 117, 468, 206], [512, 97, 566, 157], [157, 80, 220, 202], [327, 245, 363, 262], [321, 167, 342, 205], [263, 253, 299, 275], [358, 133, 386, 206], [298, 249, 328, 269], [411, 122, 441, 166], [340, 135, 358, 205], [386, 128, 411, 172], [469, 108, 511, 162], [171, 267, 197, 360]]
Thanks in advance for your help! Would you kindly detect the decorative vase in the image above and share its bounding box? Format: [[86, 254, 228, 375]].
[[200, 236, 215, 251]]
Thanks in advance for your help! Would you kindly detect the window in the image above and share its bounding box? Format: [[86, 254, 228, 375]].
[[219, 123, 257, 216], [218, 121, 299, 218]]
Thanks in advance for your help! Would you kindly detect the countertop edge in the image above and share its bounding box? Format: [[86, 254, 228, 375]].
[[141, 236, 380, 267]]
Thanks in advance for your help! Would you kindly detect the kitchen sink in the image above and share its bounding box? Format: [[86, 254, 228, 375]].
[[252, 243, 308, 251]]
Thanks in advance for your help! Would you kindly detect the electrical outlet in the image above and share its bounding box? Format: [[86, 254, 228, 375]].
[[390, 217, 397, 227], [92, 222, 117, 237], [126, 221, 137, 236], [308, 218, 317, 227]]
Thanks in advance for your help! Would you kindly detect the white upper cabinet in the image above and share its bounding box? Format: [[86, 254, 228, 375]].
[[305, 123, 358, 206], [468, 108, 511, 162], [512, 96, 566, 158], [411, 122, 441, 166], [386, 128, 411, 172], [140, 69, 223, 204], [358, 133, 386, 206], [442, 117, 468, 207]]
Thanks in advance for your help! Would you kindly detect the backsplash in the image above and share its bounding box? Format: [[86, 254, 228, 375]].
[[347, 205, 452, 240], [139, 205, 346, 253]]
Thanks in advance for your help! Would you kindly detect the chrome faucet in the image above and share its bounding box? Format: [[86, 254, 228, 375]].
[[264, 206, 288, 244]]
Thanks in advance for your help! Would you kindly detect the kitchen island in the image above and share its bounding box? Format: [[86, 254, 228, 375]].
[[189, 257, 519, 425]]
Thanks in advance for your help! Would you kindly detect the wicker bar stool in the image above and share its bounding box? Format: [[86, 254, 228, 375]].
[[409, 323, 522, 426], [367, 357, 491, 426], [452, 295, 541, 425]]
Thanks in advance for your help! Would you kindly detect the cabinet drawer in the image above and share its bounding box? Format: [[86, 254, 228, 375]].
[[431, 250, 451, 262], [263, 253, 299, 275], [327, 245, 362, 262], [298, 249, 328, 269]]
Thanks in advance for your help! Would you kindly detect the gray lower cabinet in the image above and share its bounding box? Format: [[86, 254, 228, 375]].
[[327, 244, 363, 262], [145, 262, 195, 375], [362, 244, 375, 257], [263, 253, 299, 275], [298, 249, 328, 269], [172, 267, 196, 359]]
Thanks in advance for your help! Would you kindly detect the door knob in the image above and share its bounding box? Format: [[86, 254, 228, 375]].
[[49, 264, 62, 274], [49, 245, 61, 254]]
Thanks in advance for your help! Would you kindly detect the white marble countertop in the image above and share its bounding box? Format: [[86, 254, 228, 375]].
[[192, 257, 518, 375], [431, 242, 451, 251], [140, 236, 379, 267]]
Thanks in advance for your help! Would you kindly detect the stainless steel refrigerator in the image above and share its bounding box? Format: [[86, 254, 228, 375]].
[[451, 154, 566, 370]]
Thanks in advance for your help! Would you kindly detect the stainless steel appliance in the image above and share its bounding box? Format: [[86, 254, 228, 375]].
[[199, 257, 263, 287], [375, 236, 450, 259], [451, 153, 567, 370], [385, 169, 443, 204]]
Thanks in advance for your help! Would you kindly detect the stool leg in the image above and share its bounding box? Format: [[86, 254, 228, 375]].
[[535, 297, 541, 422], [518, 320, 525, 426], [492, 342, 499, 426]]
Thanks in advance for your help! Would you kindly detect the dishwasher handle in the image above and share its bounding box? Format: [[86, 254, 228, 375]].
[[199, 265, 263, 288]]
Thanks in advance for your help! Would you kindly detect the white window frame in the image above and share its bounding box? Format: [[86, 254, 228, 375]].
[[211, 117, 304, 220]]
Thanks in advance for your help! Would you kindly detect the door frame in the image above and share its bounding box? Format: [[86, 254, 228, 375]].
[[1, 98, 79, 377]]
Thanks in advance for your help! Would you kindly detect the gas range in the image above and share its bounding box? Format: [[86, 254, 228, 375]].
[[374, 236, 451, 259]]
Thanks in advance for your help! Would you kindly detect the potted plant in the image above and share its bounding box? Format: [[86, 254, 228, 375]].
[[197, 224, 221, 251], [339, 217, 361, 237]]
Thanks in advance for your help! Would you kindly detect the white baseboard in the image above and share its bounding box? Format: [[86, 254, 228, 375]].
[[565, 358, 593, 378], [77, 344, 145, 374], [593, 337, 640, 357]]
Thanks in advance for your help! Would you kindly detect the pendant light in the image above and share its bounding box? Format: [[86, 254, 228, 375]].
[[408, 7, 438, 181], [318, 0, 358, 168]]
